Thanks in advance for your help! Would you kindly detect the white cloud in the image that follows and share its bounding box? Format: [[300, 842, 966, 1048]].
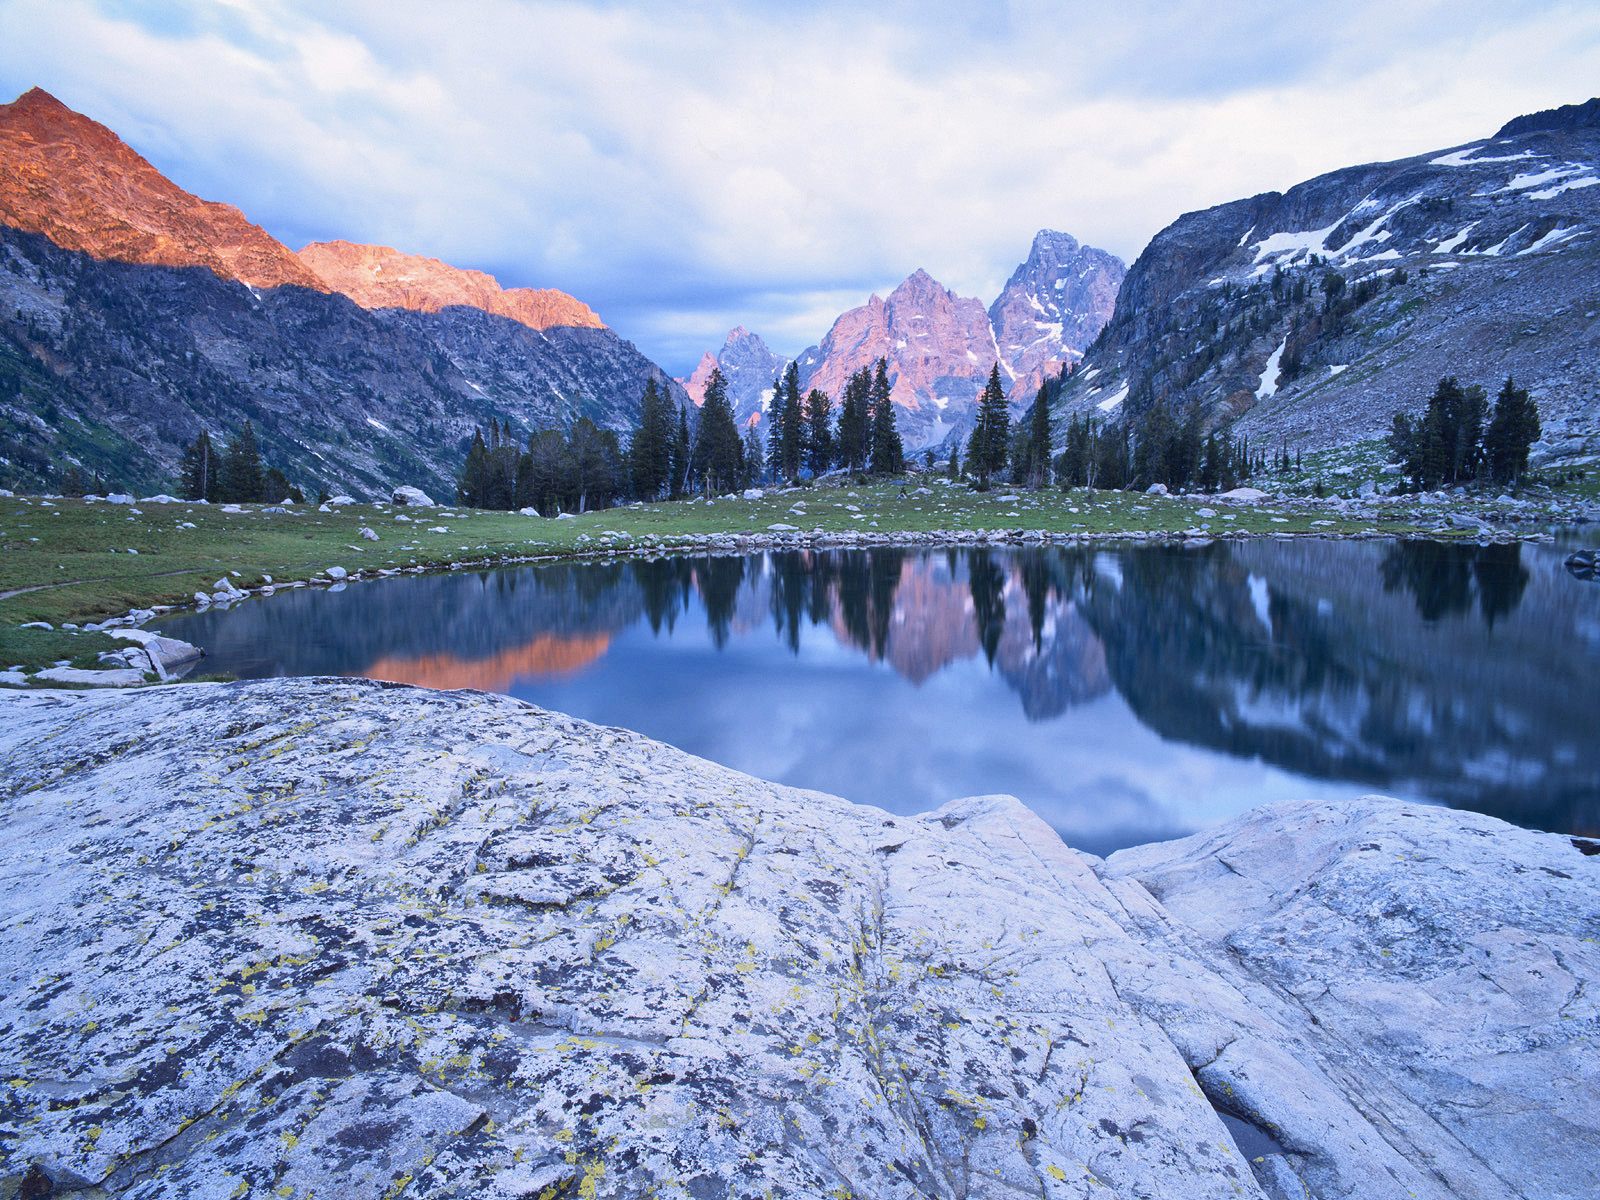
[[1, 0, 1597, 371]]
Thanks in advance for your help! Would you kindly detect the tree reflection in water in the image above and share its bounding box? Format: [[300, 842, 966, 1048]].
[[155, 538, 1598, 841]]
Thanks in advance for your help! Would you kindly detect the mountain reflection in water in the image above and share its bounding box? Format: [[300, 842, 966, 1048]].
[[156, 540, 1600, 853]]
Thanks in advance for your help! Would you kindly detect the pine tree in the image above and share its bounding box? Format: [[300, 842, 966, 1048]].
[[742, 425, 765, 489], [867, 358, 904, 475], [973, 364, 1009, 489], [263, 467, 298, 503], [764, 373, 785, 482], [691, 368, 744, 494], [948, 446, 960, 479], [1484, 376, 1540, 486], [458, 427, 492, 507], [804, 388, 834, 475], [671, 406, 691, 498], [179, 429, 220, 501], [221, 421, 265, 503], [838, 368, 872, 473], [569, 418, 623, 512], [779, 361, 804, 482], [629, 378, 673, 501], [1023, 383, 1052, 488]]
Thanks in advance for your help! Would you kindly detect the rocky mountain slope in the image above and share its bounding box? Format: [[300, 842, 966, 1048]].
[[990, 229, 1126, 400], [3, 678, 1595, 1198], [692, 232, 1124, 453], [0, 88, 683, 496], [679, 326, 787, 427], [1060, 98, 1600, 461]]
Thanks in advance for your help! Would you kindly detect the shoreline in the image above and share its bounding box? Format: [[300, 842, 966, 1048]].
[[1, 482, 1584, 684], [39, 517, 1558, 631]]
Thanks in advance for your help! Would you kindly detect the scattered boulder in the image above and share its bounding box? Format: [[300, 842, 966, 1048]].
[[1145, 483, 1169, 496], [391, 486, 435, 507], [325, 566, 348, 580], [326, 495, 358, 507], [359, 527, 379, 542], [765, 523, 798, 532], [105, 493, 135, 505], [105, 629, 203, 681], [1565, 549, 1598, 581], [1219, 486, 1269, 502], [742, 488, 765, 500]]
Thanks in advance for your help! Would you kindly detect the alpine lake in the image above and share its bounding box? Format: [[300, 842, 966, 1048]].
[[154, 536, 1600, 856]]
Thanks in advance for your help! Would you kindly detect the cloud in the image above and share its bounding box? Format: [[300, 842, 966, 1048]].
[[2, 0, 1597, 372]]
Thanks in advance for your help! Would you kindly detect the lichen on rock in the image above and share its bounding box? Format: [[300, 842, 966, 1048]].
[[0, 679, 1593, 1198]]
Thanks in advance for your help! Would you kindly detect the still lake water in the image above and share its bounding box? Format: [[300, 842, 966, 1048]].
[[156, 539, 1600, 855]]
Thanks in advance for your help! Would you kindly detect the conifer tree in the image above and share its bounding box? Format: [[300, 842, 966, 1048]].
[[221, 420, 265, 503], [838, 368, 872, 473], [629, 378, 673, 501], [691, 368, 744, 494], [263, 467, 299, 503], [458, 427, 492, 507], [764, 373, 785, 482], [804, 388, 834, 475], [1023, 383, 1052, 488], [179, 429, 220, 501], [742, 425, 765, 488], [868, 358, 904, 475], [671, 405, 691, 498], [1484, 376, 1540, 486], [779, 361, 804, 482], [972, 364, 1009, 489]]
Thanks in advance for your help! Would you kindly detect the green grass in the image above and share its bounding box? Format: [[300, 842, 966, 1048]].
[[0, 625, 124, 674]]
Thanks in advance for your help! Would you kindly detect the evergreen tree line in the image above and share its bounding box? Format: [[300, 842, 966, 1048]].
[[761, 358, 904, 482], [1388, 376, 1540, 491], [178, 421, 301, 503], [458, 415, 628, 515]]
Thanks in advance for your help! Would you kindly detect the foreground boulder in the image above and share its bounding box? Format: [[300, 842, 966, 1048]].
[[0, 680, 1593, 1199]]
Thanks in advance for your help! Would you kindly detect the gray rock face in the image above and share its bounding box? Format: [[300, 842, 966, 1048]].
[[0, 228, 685, 497], [988, 230, 1125, 399], [680, 327, 789, 430], [1060, 97, 1600, 454], [0, 679, 1594, 1199]]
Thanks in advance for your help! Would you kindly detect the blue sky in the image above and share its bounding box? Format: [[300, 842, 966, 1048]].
[[3, 0, 1597, 373]]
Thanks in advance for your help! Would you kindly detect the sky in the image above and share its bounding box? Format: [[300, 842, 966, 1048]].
[[2, 0, 1598, 374]]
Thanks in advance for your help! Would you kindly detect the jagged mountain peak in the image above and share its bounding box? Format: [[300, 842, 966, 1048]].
[[989, 229, 1126, 401], [692, 234, 1122, 453]]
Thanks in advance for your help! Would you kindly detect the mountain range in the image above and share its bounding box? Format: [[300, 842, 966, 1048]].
[[682, 231, 1126, 453], [0, 87, 685, 496], [1059, 98, 1600, 463], [5, 83, 1596, 495]]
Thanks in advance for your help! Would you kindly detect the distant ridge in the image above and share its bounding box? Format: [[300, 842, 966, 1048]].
[[1496, 97, 1600, 139]]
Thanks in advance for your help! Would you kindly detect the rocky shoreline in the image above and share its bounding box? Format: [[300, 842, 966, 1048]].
[[1, 678, 1594, 1198]]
